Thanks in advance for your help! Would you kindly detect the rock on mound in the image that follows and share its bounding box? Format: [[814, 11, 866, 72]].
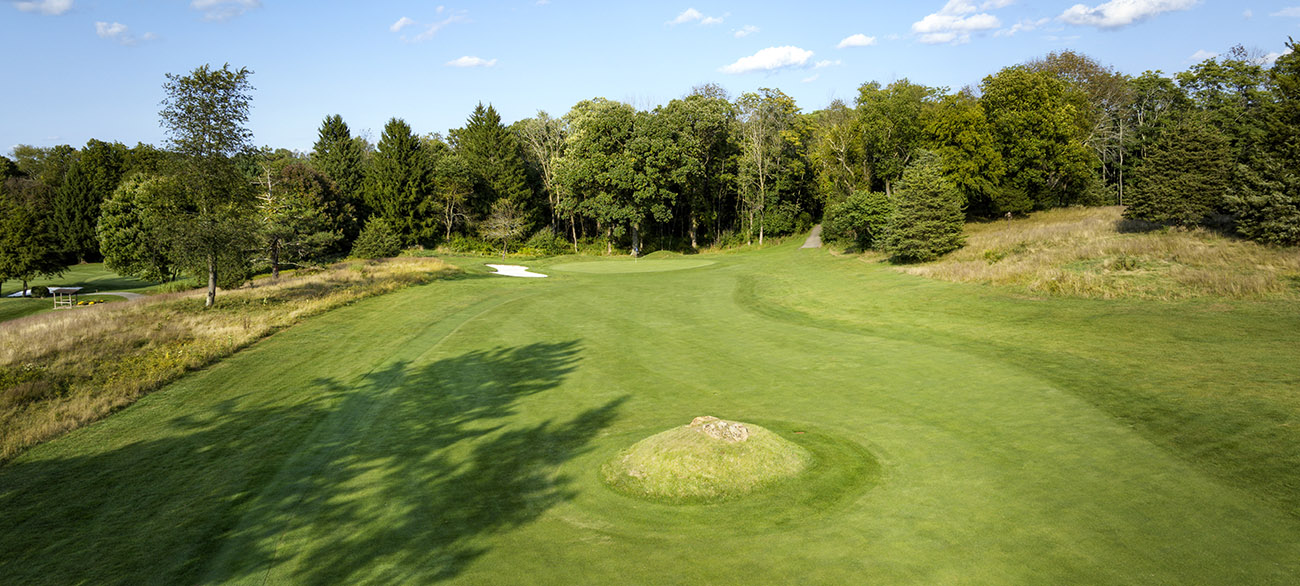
[[602, 416, 813, 503]]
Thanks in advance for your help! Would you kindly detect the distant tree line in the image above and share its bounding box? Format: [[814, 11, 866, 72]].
[[3, 40, 1298, 300]]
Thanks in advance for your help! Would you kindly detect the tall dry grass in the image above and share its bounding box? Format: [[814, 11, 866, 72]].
[[903, 207, 1300, 300], [0, 258, 455, 460]]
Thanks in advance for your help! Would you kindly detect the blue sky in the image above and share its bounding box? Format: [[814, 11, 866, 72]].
[[3, 1, 1298, 154]]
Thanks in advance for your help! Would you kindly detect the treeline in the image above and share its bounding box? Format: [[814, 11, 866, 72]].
[[3, 41, 1299, 296]]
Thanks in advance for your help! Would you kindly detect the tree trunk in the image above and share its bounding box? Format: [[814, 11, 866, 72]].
[[206, 254, 217, 308], [605, 226, 612, 256], [758, 214, 765, 246], [271, 239, 281, 280], [570, 215, 579, 253], [631, 223, 641, 257], [21, 279, 28, 298], [689, 211, 698, 249]]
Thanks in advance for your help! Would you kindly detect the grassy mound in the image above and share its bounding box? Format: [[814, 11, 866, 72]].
[[602, 417, 813, 503]]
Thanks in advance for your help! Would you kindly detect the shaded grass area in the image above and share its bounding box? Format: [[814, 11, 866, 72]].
[[0, 258, 454, 461], [902, 206, 1300, 299], [1, 243, 1298, 583]]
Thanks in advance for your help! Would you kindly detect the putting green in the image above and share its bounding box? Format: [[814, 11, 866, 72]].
[[2, 241, 1298, 584], [549, 259, 716, 273]]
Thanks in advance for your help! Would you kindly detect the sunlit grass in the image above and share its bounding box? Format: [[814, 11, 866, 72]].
[[901, 207, 1300, 299], [0, 258, 454, 460]]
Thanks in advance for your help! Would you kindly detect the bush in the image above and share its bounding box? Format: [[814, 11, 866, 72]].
[[823, 191, 892, 250], [29, 286, 49, 298], [443, 234, 498, 255], [522, 230, 570, 256], [885, 152, 966, 263], [351, 218, 403, 259]]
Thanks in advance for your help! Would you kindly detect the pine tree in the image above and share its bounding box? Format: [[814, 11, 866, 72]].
[[1125, 116, 1232, 227], [52, 159, 99, 262], [884, 152, 966, 263], [312, 115, 367, 237], [452, 103, 533, 219], [364, 118, 434, 244], [0, 178, 67, 295]]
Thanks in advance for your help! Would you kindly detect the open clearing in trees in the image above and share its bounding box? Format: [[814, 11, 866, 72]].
[[2, 241, 1299, 584]]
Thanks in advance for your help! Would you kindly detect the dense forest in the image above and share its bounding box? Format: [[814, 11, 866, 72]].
[[3, 41, 1299, 294]]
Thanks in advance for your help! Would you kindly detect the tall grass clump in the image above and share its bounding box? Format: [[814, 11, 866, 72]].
[[904, 206, 1300, 300], [0, 258, 455, 460]]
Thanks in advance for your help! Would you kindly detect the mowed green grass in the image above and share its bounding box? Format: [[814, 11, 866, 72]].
[[2, 243, 1299, 584], [0, 263, 156, 322]]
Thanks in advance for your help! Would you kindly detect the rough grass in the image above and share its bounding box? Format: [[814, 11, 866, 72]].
[[0, 258, 454, 461], [601, 420, 813, 503], [903, 206, 1300, 299]]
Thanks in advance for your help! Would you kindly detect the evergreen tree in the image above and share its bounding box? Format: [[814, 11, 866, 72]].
[[311, 114, 367, 238], [52, 159, 100, 262], [452, 103, 533, 218], [364, 118, 435, 244], [0, 178, 67, 295], [1125, 116, 1232, 227], [884, 152, 965, 263], [350, 217, 402, 259]]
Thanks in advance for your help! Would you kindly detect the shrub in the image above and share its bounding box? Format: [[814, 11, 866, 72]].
[[522, 230, 570, 256], [351, 218, 402, 259], [823, 191, 892, 250], [29, 286, 49, 298]]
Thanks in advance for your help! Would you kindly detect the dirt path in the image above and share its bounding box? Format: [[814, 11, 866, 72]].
[[800, 224, 823, 249]]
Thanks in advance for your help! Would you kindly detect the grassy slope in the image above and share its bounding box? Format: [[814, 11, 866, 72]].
[[1, 248, 1298, 584]]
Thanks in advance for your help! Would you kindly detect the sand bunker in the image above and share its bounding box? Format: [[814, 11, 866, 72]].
[[486, 264, 548, 278]]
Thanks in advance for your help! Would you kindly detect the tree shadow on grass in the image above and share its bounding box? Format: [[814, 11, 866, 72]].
[[0, 340, 619, 585]]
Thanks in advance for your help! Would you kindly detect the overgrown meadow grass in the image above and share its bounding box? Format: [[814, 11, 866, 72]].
[[0, 258, 454, 460], [903, 207, 1300, 299]]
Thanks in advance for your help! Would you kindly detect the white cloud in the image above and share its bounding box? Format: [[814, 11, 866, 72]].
[[669, 7, 724, 25], [1059, 0, 1196, 29], [1187, 49, 1217, 61], [390, 16, 415, 32], [814, 59, 841, 69], [982, 0, 1015, 7], [446, 56, 497, 68], [14, 0, 72, 15], [95, 21, 154, 46], [913, 0, 1003, 44], [390, 12, 468, 42], [1243, 9, 1252, 18], [802, 74, 820, 83], [191, 0, 260, 22], [837, 33, 877, 48], [537, 0, 550, 4], [996, 17, 1049, 36], [1273, 7, 1300, 17], [719, 45, 814, 74], [669, 8, 703, 24], [734, 25, 759, 38]]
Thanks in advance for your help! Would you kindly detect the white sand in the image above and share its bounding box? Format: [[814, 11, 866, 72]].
[[486, 264, 548, 278]]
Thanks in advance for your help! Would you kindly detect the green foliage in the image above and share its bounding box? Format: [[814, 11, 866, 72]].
[[559, 99, 639, 249], [311, 115, 367, 240], [364, 118, 436, 245], [29, 285, 49, 298], [158, 63, 259, 305], [884, 152, 966, 263], [521, 230, 570, 256], [856, 79, 940, 195], [350, 217, 402, 259], [257, 162, 344, 277], [736, 88, 812, 244], [925, 92, 1007, 217], [0, 178, 67, 289], [823, 190, 892, 249], [97, 174, 175, 283], [451, 103, 534, 218], [981, 66, 1098, 209], [1125, 116, 1233, 226]]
